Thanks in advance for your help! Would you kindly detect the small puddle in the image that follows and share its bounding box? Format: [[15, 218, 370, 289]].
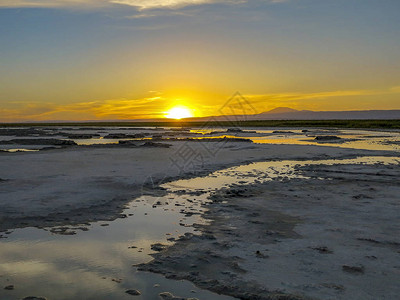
[[2, 149, 40, 153]]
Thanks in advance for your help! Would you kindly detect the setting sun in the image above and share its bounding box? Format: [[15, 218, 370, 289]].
[[165, 106, 193, 119]]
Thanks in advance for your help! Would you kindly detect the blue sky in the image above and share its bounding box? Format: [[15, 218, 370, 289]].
[[1, 0, 399, 121]]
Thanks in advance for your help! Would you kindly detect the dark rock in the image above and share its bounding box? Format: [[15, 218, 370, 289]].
[[151, 243, 168, 251], [4, 285, 14, 290], [255, 250, 269, 258], [342, 265, 365, 274], [365, 255, 378, 260], [321, 283, 345, 291], [105, 133, 146, 139], [314, 136, 341, 141], [272, 131, 294, 134], [352, 194, 372, 199], [158, 292, 198, 300], [9, 138, 77, 146], [66, 134, 100, 139], [105, 133, 129, 139], [178, 233, 194, 241], [227, 128, 243, 133], [125, 289, 141, 296], [310, 246, 333, 254], [118, 140, 138, 146], [201, 233, 216, 240], [141, 141, 171, 148]]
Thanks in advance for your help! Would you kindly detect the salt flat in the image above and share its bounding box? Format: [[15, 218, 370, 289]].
[[0, 127, 399, 300], [140, 156, 400, 300]]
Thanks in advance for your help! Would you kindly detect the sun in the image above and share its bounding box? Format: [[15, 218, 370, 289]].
[[165, 106, 193, 119]]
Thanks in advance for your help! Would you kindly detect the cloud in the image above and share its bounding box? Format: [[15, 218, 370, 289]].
[[246, 88, 400, 103], [244, 87, 400, 111], [0, 96, 170, 122], [111, 0, 215, 10], [0, 0, 106, 8], [0, 0, 241, 9]]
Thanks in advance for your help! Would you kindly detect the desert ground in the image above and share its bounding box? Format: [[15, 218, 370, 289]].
[[0, 126, 399, 300]]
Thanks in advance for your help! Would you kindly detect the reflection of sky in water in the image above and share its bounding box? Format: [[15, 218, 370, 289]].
[[2, 148, 40, 152], [167, 156, 399, 191], [72, 129, 400, 152], [75, 138, 120, 145], [0, 144, 43, 152], [254, 136, 400, 151], [1, 128, 399, 151], [191, 128, 400, 152], [0, 196, 233, 300]]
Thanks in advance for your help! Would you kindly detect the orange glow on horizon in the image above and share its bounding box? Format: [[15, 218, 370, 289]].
[[165, 106, 194, 119]]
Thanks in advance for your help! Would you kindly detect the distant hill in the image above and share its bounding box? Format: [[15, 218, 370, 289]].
[[187, 108, 400, 121], [253, 108, 400, 120]]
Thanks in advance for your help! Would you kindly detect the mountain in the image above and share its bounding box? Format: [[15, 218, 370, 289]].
[[185, 108, 400, 122], [251, 109, 400, 120], [263, 107, 299, 114]]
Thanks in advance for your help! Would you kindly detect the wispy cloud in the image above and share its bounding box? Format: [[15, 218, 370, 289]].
[[244, 87, 400, 111], [0, 96, 170, 122], [246, 88, 400, 103], [0, 0, 106, 8], [111, 0, 215, 10], [0, 0, 243, 9]]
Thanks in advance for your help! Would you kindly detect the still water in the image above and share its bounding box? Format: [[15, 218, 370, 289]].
[[1, 128, 399, 152], [1, 155, 398, 299]]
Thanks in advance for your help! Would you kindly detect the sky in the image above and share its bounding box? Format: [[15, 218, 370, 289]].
[[0, 0, 399, 121]]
